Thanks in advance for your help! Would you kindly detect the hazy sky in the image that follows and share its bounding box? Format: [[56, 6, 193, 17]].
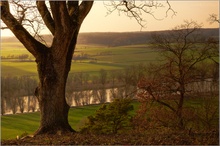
[[80, 0, 219, 32], [1, 0, 219, 37]]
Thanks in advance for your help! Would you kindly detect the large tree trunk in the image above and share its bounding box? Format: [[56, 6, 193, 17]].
[[34, 41, 77, 135], [34, 26, 81, 135]]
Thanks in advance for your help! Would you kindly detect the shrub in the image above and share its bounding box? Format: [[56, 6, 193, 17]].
[[81, 98, 134, 134]]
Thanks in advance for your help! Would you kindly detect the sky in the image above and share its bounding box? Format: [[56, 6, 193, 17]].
[[1, 0, 219, 37], [80, 0, 219, 32]]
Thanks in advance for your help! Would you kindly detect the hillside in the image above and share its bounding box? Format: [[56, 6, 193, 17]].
[[77, 28, 219, 46], [1, 28, 219, 47]]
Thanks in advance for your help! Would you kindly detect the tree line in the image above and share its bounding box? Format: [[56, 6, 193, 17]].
[[0, 63, 153, 115], [76, 29, 218, 47], [1, 61, 218, 115], [1, 76, 38, 115], [1, 54, 34, 61]]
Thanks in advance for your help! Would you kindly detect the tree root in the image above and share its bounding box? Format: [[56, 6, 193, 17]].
[[34, 126, 76, 136]]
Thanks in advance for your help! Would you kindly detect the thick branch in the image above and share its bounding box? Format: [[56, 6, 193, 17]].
[[146, 86, 176, 113], [1, 1, 47, 57], [49, 1, 71, 33], [63, 1, 94, 73], [68, 1, 79, 16], [36, 0, 55, 35], [78, 0, 94, 24]]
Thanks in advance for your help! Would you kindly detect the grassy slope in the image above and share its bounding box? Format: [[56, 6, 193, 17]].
[[1, 102, 140, 140], [1, 105, 100, 140], [1, 112, 40, 140]]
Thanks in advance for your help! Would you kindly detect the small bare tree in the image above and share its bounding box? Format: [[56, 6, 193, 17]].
[[138, 20, 218, 129]]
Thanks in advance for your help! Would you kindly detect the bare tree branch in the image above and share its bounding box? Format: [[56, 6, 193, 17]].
[[104, 0, 176, 29], [1, 0, 48, 45], [36, 0, 55, 35], [78, 0, 94, 24], [165, 0, 176, 18], [208, 13, 220, 24], [0, 0, 47, 57]]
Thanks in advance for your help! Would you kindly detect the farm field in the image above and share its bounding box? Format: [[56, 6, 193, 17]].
[[1, 42, 160, 77], [1, 61, 124, 77]]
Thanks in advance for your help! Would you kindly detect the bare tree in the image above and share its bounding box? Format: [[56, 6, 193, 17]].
[[208, 13, 220, 24], [91, 88, 106, 104], [104, 0, 176, 28], [21, 76, 38, 112], [119, 66, 142, 98], [109, 70, 119, 100], [1, 0, 46, 43], [1, 0, 174, 135], [17, 95, 25, 113], [1, 77, 8, 115], [10, 94, 18, 114], [7, 77, 20, 114], [72, 91, 81, 106], [138, 20, 218, 129], [29, 96, 38, 112], [1, 97, 6, 115], [91, 74, 107, 104]]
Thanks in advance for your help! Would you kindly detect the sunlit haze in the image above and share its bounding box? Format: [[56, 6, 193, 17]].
[[1, 0, 219, 37]]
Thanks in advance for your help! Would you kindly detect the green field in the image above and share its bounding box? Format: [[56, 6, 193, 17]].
[[1, 105, 101, 140], [1, 102, 140, 140], [1, 61, 124, 77], [1, 42, 160, 77]]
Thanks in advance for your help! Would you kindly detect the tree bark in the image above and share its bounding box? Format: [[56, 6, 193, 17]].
[[176, 82, 185, 129], [35, 47, 74, 135]]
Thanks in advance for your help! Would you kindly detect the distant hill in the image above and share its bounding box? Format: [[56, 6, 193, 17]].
[[77, 28, 219, 46], [1, 28, 219, 47]]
